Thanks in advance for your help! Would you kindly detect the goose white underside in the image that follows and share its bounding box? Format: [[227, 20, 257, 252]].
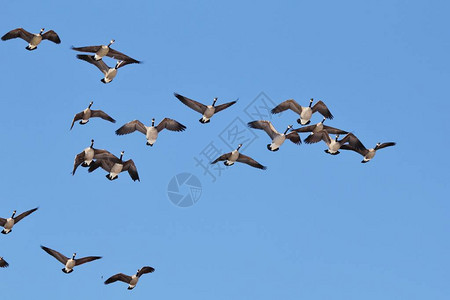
[[225, 160, 235, 166]]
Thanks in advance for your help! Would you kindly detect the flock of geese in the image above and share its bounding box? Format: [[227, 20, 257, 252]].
[[1, 27, 396, 291]]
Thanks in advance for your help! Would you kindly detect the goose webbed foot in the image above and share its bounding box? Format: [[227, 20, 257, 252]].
[[146, 142, 153, 146]]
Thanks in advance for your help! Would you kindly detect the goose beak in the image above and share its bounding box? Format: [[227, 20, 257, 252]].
[[111, 39, 115, 44], [121, 151, 125, 155]]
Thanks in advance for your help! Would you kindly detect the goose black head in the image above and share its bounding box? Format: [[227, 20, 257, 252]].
[[90, 139, 94, 148], [120, 151, 124, 161], [115, 61, 123, 69], [284, 125, 293, 134], [11, 210, 16, 218], [88, 101, 93, 108], [335, 134, 340, 142], [136, 269, 140, 275], [212, 98, 218, 106], [109, 39, 115, 46], [321, 117, 326, 124], [151, 118, 155, 127], [40, 28, 45, 35], [237, 144, 242, 150], [72, 253, 76, 259], [309, 98, 314, 107], [375, 142, 381, 150]]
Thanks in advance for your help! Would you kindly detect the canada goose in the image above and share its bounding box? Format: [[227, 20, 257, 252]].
[[88, 151, 140, 181], [72, 139, 112, 175], [340, 142, 396, 163], [70, 101, 115, 130], [247, 121, 301, 151], [71, 40, 141, 63], [76, 54, 132, 83], [1, 28, 61, 50], [271, 98, 333, 125], [211, 144, 267, 170], [311, 130, 364, 155], [104, 266, 155, 290], [40, 245, 101, 274], [174, 93, 237, 123], [292, 117, 348, 143], [115, 118, 186, 146], [0, 257, 8, 268], [0, 207, 38, 234]]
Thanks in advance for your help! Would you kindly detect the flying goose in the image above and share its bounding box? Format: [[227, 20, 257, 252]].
[[211, 144, 267, 170], [0, 207, 38, 234], [71, 40, 141, 63], [0, 257, 8, 268], [174, 93, 237, 123], [247, 120, 301, 151], [310, 130, 364, 155], [340, 142, 396, 163], [1, 28, 61, 50], [115, 118, 186, 146], [40, 245, 101, 274], [70, 101, 115, 130], [88, 151, 140, 181], [76, 54, 132, 83], [271, 98, 333, 125], [104, 266, 155, 290], [72, 139, 112, 175], [292, 117, 348, 143]]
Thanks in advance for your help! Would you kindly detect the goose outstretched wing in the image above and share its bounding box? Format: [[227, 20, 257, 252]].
[[1, 28, 33, 42], [156, 118, 186, 132], [247, 120, 279, 140]]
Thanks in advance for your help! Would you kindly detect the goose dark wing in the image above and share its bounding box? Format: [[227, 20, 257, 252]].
[[271, 99, 303, 115], [41, 246, 69, 265], [214, 100, 237, 113], [156, 118, 186, 132], [0, 218, 6, 227], [322, 125, 348, 135], [107, 48, 141, 64], [137, 266, 155, 277], [174, 93, 207, 114], [291, 124, 316, 133], [1, 28, 33, 42], [286, 131, 301, 145], [76, 54, 109, 74], [72, 151, 85, 175], [304, 130, 329, 144], [247, 120, 278, 140], [41, 30, 61, 44], [236, 154, 267, 170], [376, 142, 396, 150], [70, 112, 84, 130], [312, 101, 333, 119], [88, 158, 116, 173], [75, 256, 102, 266], [90, 110, 116, 123], [115, 120, 147, 135], [340, 144, 368, 156], [211, 153, 231, 164], [13, 207, 38, 224], [71, 45, 102, 53], [0, 257, 9, 268], [122, 160, 140, 182], [93, 148, 111, 156], [105, 273, 132, 284], [339, 133, 365, 150]]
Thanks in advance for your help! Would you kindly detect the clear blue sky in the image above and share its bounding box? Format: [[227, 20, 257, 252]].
[[1, 0, 449, 299]]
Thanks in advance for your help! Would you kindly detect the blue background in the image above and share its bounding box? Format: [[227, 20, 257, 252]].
[[1, 0, 449, 298]]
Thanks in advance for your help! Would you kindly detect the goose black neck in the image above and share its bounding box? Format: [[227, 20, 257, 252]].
[[284, 127, 290, 134]]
